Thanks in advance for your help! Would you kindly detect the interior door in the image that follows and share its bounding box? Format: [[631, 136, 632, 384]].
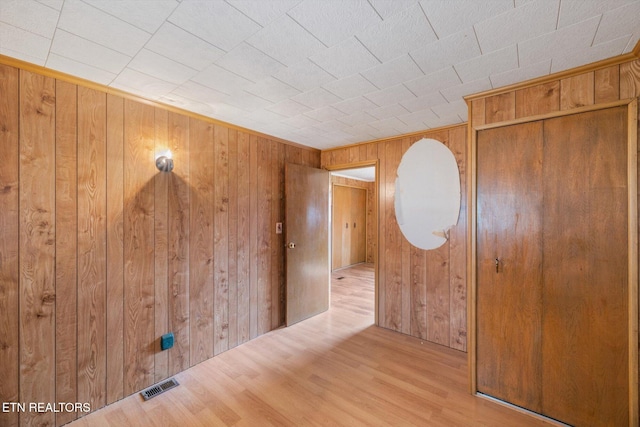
[[476, 121, 544, 412], [350, 187, 366, 265], [476, 106, 630, 426], [285, 163, 330, 326]]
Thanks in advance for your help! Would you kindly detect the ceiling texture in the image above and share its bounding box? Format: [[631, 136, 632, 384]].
[[1, 0, 639, 150]]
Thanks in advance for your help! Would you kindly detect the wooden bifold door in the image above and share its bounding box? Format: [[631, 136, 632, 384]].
[[476, 105, 635, 426], [332, 184, 366, 270]]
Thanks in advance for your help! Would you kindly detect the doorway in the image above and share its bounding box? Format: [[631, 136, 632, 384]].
[[329, 164, 377, 322]]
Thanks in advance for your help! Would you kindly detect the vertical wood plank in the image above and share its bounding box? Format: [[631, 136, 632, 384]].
[[560, 72, 595, 110], [620, 59, 640, 99], [123, 99, 155, 395], [249, 135, 259, 339], [167, 111, 190, 376], [189, 118, 214, 365], [77, 86, 107, 411], [228, 129, 238, 349], [401, 138, 411, 335], [485, 92, 516, 124], [272, 141, 285, 328], [154, 108, 169, 382], [410, 245, 427, 340], [257, 138, 272, 335], [384, 140, 402, 331], [0, 64, 19, 427], [515, 81, 560, 118], [214, 125, 229, 356], [471, 99, 485, 127], [19, 70, 56, 427], [377, 141, 386, 328], [594, 65, 620, 103], [106, 94, 124, 404], [448, 126, 467, 351], [55, 80, 78, 427], [237, 132, 251, 345]]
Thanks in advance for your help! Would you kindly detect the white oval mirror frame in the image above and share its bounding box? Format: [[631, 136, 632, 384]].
[[394, 138, 461, 250]]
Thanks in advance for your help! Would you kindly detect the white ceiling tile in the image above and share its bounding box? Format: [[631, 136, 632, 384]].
[[112, 68, 178, 100], [431, 99, 467, 119], [558, 0, 636, 28], [366, 103, 410, 120], [342, 123, 379, 138], [245, 77, 300, 103], [0, 22, 50, 63], [310, 37, 379, 78], [420, 0, 513, 39], [216, 43, 286, 82], [191, 63, 252, 95], [172, 81, 231, 105], [364, 83, 416, 107], [227, 0, 301, 26], [440, 77, 492, 102], [291, 88, 341, 109], [0, 0, 59, 38], [50, 30, 130, 74], [35, 0, 63, 11], [368, 0, 418, 19], [58, 0, 150, 56], [158, 93, 211, 112], [400, 91, 447, 113], [333, 96, 379, 114], [168, 1, 260, 52], [46, 53, 116, 84], [143, 23, 225, 71], [368, 117, 405, 131], [425, 114, 463, 129], [361, 54, 423, 90], [403, 66, 460, 97], [224, 92, 274, 112], [246, 109, 288, 124], [288, 0, 380, 47], [475, 0, 560, 53], [82, 0, 179, 33], [397, 109, 438, 125], [337, 111, 378, 126], [454, 45, 518, 83], [519, 15, 600, 66], [357, 3, 437, 62], [551, 34, 632, 73], [266, 99, 311, 117], [594, 1, 640, 45], [410, 28, 480, 75], [129, 49, 197, 85], [273, 59, 335, 91], [312, 119, 350, 133], [304, 106, 345, 122], [247, 15, 326, 66], [322, 74, 378, 99], [490, 59, 551, 88], [281, 114, 320, 129]]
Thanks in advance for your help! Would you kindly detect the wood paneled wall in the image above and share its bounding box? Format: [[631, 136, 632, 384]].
[[0, 63, 319, 427], [321, 125, 468, 352], [331, 176, 375, 264]]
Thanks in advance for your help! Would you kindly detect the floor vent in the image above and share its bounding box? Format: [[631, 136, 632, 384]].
[[140, 378, 179, 401]]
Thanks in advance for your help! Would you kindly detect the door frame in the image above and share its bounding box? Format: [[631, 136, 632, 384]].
[[467, 98, 639, 425], [326, 160, 379, 325]]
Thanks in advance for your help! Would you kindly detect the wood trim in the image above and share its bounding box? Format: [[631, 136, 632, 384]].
[[324, 159, 378, 171], [628, 99, 639, 427], [321, 123, 467, 154], [0, 54, 319, 153], [469, 99, 639, 426], [474, 99, 634, 131], [465, 40, 640, 102]]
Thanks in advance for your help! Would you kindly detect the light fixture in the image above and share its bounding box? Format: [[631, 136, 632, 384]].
[[155, 150, 174, 172]]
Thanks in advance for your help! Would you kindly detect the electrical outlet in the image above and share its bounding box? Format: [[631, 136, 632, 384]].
[[276, 222, 283, 234]]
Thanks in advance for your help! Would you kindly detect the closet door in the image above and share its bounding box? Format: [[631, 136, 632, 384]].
[[476, 121, 544, 412], [542, 107, 628, 426], [350, 187, 367, 265]]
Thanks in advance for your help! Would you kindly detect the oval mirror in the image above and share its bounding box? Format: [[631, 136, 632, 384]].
[[394, 138, 460, 250]]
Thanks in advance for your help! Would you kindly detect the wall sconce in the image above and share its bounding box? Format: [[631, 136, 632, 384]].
[[155, 150, 174, 172]]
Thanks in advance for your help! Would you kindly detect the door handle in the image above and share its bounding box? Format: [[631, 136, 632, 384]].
[[287, 242, 296, 249]]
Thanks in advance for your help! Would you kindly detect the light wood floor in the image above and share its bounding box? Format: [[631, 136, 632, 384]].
[[69, 263, 554, 426]]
